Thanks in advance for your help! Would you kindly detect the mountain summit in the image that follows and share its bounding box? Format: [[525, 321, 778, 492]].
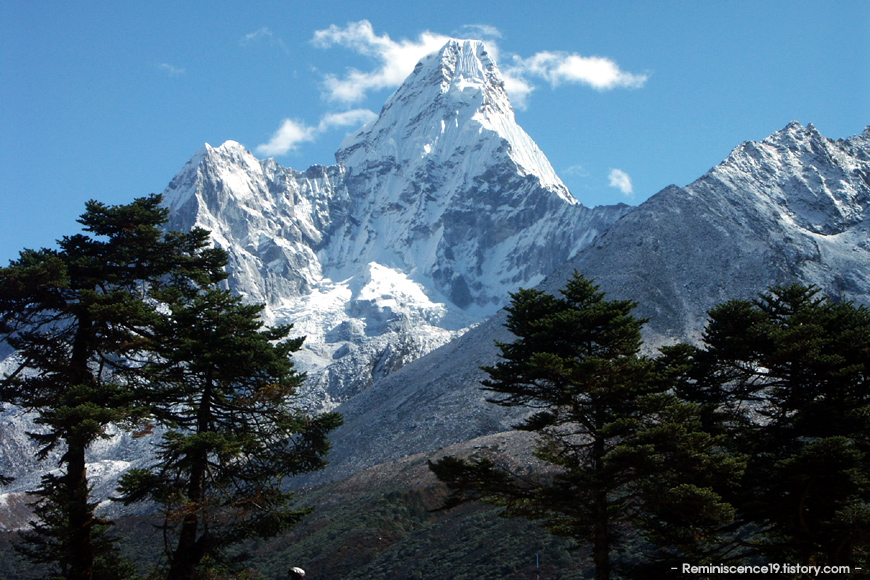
[[324, 39, 611, 312], [161, 39, 628, 408], [2, 38, 868, 526], [337, 39, 569, 197], [555, 121, 870, 345]]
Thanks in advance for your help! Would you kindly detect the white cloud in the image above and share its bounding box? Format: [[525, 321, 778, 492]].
[[311, 20, 450, 104], [255, 109, 378, 157], [608, 168, 634, 196], [157, 63, 185, 77], [501, 73, 535, 110], [262, 23, 648, 154], [564, 164, 590, 177], [317, 109, 379, 132], [255, 119, 317, 156], [506, 51, 647, 97], [241, 27, 274, 45], [309, 21, 647, 109]]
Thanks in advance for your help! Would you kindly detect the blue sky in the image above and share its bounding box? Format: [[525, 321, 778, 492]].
[[2, 1, 868, 263]]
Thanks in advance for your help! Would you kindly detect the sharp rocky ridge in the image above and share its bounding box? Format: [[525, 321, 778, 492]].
[[299, 120, 870, 487], [161, 38, 629, 410], [558, 121, 870, 346], [2, 37, 869, 517]]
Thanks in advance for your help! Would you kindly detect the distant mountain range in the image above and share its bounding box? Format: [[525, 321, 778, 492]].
[[1, 38, 868, 520]]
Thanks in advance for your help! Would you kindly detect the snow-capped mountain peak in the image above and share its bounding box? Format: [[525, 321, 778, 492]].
[[5, 36, 870, 518], [337, 39, 570, 198], [707, 121, 870, 235], [154, 38, 629, 409]]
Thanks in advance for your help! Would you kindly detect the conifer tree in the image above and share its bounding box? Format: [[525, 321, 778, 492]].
[[681, 284, 870, 569], [117, 284, 343, 580], [430, 273, 741, 580], [0, 194, 225, 580]]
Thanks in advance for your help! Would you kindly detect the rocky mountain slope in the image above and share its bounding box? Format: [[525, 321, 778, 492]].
[[0, 38, 627, 512], [0, 35, 867, 530], [305, 120, 870, 486], [559, 121, 870, 345], [161, 39, 628, 410]]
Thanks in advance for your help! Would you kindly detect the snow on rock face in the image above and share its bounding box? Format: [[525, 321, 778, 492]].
[[0, 40, 628, 514], [707, 122, 870, 236], [3, 55, 869, 517], [558, 122, 870, 347], [159, 39, 627, 408], [294, 122, 870, 488], [164, 141, 345, 306], [328, 39, 608, 312], [0, 401, 163, 526], [337, 40, 566, 194]]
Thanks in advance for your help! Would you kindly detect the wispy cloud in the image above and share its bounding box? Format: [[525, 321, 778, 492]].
[[261, 22, 648, 157], [241, 27, 290, 54], [608, 168, 634, 196], [255, 109, 378, 157], [242, 27, 274, 45], [500, 74, 535, 110], [157, 62, 185, 77], [564, 164, 590, 178], [316, 109, 378, 132], [311, 20, 450, 104], [460, 24, 502, 39]]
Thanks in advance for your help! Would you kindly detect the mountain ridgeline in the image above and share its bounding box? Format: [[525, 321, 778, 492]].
[[161, 39, 630, 410], [158, 39, 870, 487], [1, 37, 869, 523], [558, 121, 870, 345], [302, 119, 870, 488]]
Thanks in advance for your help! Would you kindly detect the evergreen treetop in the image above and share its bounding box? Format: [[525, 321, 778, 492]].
[[0, 194, 226, 580], [431, 273, 740, 580], [118, 281, 342, 580]]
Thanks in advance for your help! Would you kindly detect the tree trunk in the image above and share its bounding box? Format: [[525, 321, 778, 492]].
[[65, 439, 94, 580], [167, 376, 213, 580], [66, 314, 95, 580], [592, 434, 611, 580]]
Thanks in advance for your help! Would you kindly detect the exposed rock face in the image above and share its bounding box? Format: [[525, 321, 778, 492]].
[[160, 39, 627, 410], [557, 122, 870, 347], [302, 121, 870, 486], [2, 34, 868, 520]]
